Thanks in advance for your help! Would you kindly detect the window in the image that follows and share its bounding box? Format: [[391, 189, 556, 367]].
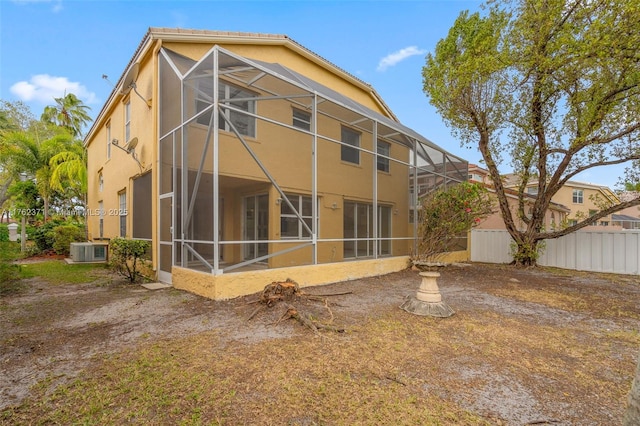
[[196, 80, 256, 137], [573, 189, 584, 204], [341, 127, 360, 164], [119, 191, 127, 237], [280, 194, 315, 239], [527, 186, 538, 196], [98, 173, 104, 192], [292, 108, 311, 131], [98, 201, 104, 239], [600, 221, 609, 226], [106, 122, 111, 159], [377, 140, 390, 172], [124, 100, 131, 143]]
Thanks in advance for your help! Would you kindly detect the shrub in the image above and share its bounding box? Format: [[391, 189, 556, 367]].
[[0, 224, 8, 242], [52, 224, 86, 256], [31, 218, 65, 252], [109, 237, 150, 284], [415, 181, 494, 262]]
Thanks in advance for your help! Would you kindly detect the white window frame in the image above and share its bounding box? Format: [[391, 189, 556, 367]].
[[377, 140, 390, 173], [98, 173, 104, 192], [280, 194, 316, 240], [119, 191, 127, 237], [196, 80, 256, 138], [292, 108, 311, 131], [98, 201, 104, 239], [124, 101, 131, 143], [341, 126, 360, 164], [573, 189, 584, 204]]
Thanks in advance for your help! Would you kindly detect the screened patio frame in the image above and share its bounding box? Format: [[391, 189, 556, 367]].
[[158, 45, 467, 276]]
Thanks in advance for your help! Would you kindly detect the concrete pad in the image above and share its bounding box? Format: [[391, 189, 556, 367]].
[[141, 282, 172, 290]]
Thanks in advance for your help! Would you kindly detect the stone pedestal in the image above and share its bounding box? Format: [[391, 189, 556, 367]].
[[400, 271, 454, 318], [8, 223, 18, 242]]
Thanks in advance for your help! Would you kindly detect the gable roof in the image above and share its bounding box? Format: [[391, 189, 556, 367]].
[[85, 28, 399, 143]]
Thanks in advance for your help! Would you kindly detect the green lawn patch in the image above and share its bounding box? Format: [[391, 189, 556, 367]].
[[0, 242, 22, 294], [19, 260, 107, 285]]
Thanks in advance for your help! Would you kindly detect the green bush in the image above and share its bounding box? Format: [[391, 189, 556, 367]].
[[415, 182, 494, 261], [109, 237, 150, 284], [0, 224, 8, 242], [52, 224, 86, 255], [31, 219, 66, 252]]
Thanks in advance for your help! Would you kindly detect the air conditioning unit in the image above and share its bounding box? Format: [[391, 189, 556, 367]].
[[70, 242, 108, 263]]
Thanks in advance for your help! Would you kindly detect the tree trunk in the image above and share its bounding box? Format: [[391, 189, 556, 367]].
[[511, 234, 540, 266], [624, 352, 640, 425]]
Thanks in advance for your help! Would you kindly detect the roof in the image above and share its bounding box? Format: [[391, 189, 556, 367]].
[[85, 27, 400, 143], [612, 214, 640, 222]]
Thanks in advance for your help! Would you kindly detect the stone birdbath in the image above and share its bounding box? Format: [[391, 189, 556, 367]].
[[400, 270, 454, 318]]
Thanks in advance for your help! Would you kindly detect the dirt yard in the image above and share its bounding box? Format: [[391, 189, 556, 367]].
[[1, 262, 640, 425]]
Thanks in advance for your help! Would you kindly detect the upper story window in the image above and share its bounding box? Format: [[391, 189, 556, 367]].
[[292, 108, 311, 131], [377, 140, 390, 172], [98, 173, 104, 192], [341, 126, 360, 164], [196, 80, 256, 137], [106, 122, 111, 159], [527, 186, 538, 196], [573, 189, 584, 204], [124, 101, 131, 143]]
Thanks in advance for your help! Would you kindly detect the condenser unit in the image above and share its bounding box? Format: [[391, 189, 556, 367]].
[[69, 242, 108, 263]]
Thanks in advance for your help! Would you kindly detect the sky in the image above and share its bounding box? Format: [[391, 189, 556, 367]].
[[0, 0, 625, 189]]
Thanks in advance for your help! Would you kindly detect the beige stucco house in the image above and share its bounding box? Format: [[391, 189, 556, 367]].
[[467, 165, 570, 231], [83, 28, 467, 299]]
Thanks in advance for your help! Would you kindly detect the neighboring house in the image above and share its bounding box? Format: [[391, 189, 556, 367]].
[[613, 191, 640, 229], [468, 165, 570, 231], [84, 28, 467, 299], [502, 174, 621, 229]]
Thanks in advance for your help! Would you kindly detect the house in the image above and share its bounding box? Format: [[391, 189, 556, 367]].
[[502, 176, 621, 228], [83, 28, 468, 299], [468, 165, 570, 231]]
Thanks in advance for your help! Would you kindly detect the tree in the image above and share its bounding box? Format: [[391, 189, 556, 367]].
[[423, 0, 640, 265], [0, 101, 38, 220], [414, 182, 494, 262], [2, 128, 75, 220], [41, 92, 91, 138]]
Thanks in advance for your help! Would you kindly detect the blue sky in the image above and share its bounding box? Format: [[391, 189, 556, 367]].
[[0, 0, 623, 188]]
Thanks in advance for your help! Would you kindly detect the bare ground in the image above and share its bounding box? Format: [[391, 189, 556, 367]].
[[1, 261, 640, 425]]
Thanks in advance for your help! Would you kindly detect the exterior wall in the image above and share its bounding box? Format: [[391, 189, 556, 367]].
[[474, 195, 566, 231], [85, 31, 462, 296], [173, 256, 412, 300], [551, 183, 616, 226], [87, 54, 156, 243]]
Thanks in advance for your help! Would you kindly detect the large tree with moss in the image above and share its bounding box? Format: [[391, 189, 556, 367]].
[[423, 0, 640, 265]]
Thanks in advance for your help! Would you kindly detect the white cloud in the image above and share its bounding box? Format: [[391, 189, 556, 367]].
[[377, 46, 427, 72], [10, 74, 97, 105], [11, 0, 63, 12]]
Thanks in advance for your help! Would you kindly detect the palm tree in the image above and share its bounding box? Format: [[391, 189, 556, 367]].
[[50, 138, 87, 235], [2, 129, 75, 220], [41, 93, 92, 137]]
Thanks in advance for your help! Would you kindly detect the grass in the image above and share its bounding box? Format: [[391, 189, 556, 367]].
[[3, 304, 637, 425], [18, 260, 107, 285], [0, 242, 22, 294]]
